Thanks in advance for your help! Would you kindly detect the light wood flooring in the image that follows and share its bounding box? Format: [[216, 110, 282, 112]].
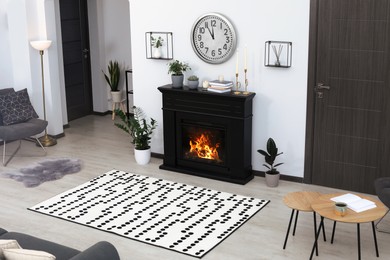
[[1, 115, 389, 260]]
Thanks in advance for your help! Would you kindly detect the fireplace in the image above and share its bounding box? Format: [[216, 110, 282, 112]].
[[158, 85, 255, 184]]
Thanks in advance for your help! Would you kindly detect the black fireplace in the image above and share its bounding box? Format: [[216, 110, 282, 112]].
[[158, 85, 255, 184]]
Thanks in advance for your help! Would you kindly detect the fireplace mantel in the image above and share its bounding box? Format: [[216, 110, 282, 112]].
[[158, 85, 256, 184]]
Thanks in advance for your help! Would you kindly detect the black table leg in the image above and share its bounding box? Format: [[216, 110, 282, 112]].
[[310, 216, 324, 260], [371, 221, 379, 257], [331, 221, 337, 244], [322, 219, 327, 242], [313, 212, 319, 256], [357, 223, 361, 260], [292, 210, 299, 236], [283, 209, 295, 249]]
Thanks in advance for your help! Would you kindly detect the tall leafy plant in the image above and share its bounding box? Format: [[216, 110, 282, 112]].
[[167, 60, 191, 75], [114, 107, 157, 150], [257, 138, 283, 175], [102, 60, 120, 91]]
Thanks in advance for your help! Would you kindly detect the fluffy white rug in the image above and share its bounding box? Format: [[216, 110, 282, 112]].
[[29, 170, 269, 258], [2, 157, 82, 187]]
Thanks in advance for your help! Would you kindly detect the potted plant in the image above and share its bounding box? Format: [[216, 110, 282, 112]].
[[257, 137, 283, 187], [187, 75, 199, 89], [167, 60, 191, 88], [151, 36, 164, 58], [102, 60, 121, 102], [114, 106, 157, 165]]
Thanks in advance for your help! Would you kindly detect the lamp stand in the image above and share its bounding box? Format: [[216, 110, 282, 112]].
[[37, 49, 57, 147]]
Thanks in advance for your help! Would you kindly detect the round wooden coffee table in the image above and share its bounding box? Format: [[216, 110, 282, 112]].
[[283, 191, 325, 254], [309, 193, 387, 260]]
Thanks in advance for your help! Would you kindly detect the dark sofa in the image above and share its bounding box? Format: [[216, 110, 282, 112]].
[[0, 228, 120, 260]]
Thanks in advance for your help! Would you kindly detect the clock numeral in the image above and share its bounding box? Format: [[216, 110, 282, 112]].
[[211, 20, 216, 27], [224, 29, 228, 36], [200, 42, 204, 48], [205, 22, 208, 28], [223, 44, 228, 50], [198, 35, 202, 41], [220, 22, 223, 29], [226, 37, 230, 43], [211, 50, 216, 57], [199, 27, 205, 34], [205, 47, 209, 54], [218, 48, 222, 55]]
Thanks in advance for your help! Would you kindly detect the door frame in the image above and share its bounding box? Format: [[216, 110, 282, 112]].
[[303, 0, 319, 184]]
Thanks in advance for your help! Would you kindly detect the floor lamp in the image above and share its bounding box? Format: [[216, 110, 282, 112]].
[[30, 40, 57, 147]]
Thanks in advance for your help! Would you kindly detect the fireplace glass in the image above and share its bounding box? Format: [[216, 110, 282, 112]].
[[181, 123, 226, 166]]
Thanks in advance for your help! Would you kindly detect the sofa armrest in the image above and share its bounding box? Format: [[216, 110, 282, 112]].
[[69, 241, 120, 260]]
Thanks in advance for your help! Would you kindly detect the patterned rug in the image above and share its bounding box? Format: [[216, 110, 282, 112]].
[[29, 170, 269, 258]]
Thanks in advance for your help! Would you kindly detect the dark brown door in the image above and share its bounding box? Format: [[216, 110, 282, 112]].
[[307, 0, 390, 194], [60, 0, 92, 121]]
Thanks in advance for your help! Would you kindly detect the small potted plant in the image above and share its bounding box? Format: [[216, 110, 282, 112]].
[[187, 75, 199, 89], [114, 106, 157, 165], [257, 137, 283, 187], [167, 60, 191, 88], [102, 60, 121, 102], [151, 36, 164, 58]]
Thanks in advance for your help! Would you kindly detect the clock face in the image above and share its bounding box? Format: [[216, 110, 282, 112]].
[[191, 13, 237, 64]]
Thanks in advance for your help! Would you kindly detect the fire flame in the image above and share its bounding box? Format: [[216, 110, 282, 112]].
[[189, 133, 221, 161]]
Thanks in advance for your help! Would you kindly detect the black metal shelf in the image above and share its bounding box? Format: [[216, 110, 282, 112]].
[[125, 69, 133, 116]]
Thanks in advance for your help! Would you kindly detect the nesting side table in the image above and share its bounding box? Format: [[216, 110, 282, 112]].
[[283, 191, 326, 255]]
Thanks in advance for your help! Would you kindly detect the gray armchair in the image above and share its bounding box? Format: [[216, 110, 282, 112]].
[[374, 177, 390, 233], [0, 88, 47, 166]]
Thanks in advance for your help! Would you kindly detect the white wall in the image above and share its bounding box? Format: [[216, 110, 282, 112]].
[[130, 0, 311, 177], [0, 0, 13, 88]]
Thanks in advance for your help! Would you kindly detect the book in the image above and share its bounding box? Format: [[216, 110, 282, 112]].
[[207, 86, 232, 93], [331, 193, 376, 213], [208, 80, 234, 87]]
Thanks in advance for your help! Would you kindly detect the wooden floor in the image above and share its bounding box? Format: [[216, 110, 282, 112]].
[[0, 115, 389, 260]]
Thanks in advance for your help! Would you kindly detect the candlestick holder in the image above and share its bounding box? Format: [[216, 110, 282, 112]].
[[243, 69, 249, 95], [234, 73, 241, 95]]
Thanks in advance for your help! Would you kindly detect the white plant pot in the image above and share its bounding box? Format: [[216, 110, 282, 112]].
[[134, 148, 151, 165], [153, 47, 162, 58], [111, 91, 122, 103]]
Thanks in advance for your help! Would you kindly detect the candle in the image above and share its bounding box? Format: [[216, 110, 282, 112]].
[[244, 46, 247, 70], [236, 49, 239, 74]]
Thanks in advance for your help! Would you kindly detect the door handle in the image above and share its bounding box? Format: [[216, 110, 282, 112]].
[[314, 83, 330, 91], [314, 83, 330, 99], [82, 49, 89, 59]]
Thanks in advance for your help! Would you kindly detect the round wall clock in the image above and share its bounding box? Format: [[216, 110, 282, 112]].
[[190, 13, 237, 64]]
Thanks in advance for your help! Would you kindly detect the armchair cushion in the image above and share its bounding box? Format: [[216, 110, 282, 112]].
[[0, 88, 15, 126], [0, 118, 47, 142], [0, 89, 38, 126]]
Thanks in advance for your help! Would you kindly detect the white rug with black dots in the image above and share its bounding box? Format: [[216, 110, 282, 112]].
[[29, 170, 270, 258]]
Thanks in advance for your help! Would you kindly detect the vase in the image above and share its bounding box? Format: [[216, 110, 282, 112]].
[[153, 47, 162, 59], [171, 75, 184, 88], [265, 172, 280, 187], [111, 91, 122, 103], [187, 80, 199, 89], [134, 148, 151, 165]]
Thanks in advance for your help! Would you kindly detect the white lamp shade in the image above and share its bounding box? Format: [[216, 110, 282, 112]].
[[30, 40, 52, 51]]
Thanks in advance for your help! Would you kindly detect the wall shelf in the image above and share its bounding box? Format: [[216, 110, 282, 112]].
[[145, 32, 173, 60], [264, 41, 292, 68]]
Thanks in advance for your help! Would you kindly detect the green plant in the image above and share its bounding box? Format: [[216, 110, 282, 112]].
[[257, 138, 283, 175], [167, 60, 191, 75], [102, 60, 121, 91], [151, 36, 164, 48], [114, 106, 157, 150], [187, 75, 199, 81]]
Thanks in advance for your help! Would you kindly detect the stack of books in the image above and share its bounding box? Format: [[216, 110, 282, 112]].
[[207, 80, 233, 93]]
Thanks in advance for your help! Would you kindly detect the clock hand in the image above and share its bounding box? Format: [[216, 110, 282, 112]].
[[206, 24, 214, 40], [211, 25, 215, 40]]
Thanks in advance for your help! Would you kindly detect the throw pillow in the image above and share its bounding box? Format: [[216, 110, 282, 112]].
[[0, 240, 21, 260], [0, 88, 16, 126], [3, 249, 55, 260], [0, 88, 39, 125]]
